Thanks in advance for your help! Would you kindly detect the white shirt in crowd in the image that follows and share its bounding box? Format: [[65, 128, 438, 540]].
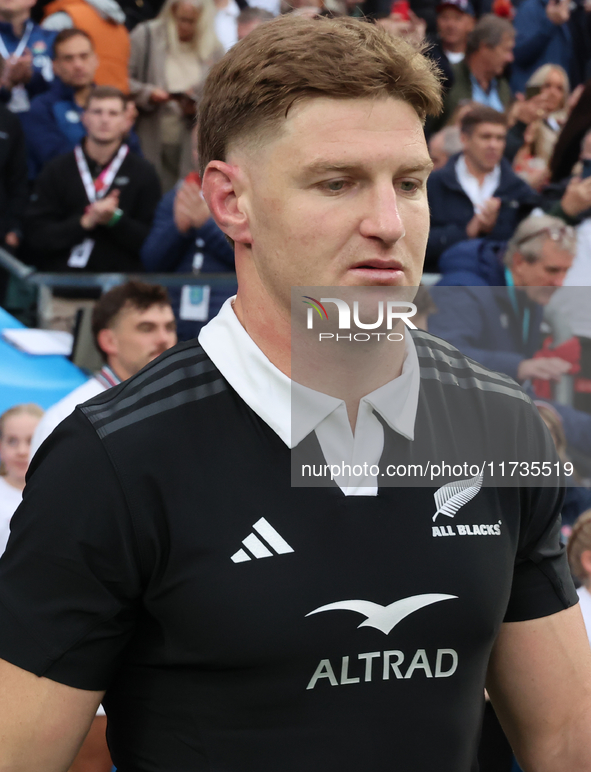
[[455, 153, 501, 213]]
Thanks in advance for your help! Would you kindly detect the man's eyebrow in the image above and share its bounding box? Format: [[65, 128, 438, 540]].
[[303, 160, 434, 176]]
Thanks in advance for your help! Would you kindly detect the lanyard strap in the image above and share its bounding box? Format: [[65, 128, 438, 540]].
[[0, 20, 33, 61], [94, 365, 121, 389], [74, 143, 129, 205], [504, 267, 530, 346]]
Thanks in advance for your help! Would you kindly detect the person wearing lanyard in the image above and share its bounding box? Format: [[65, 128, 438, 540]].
[[0, 0, 56, 113], [23, 84, 161, 331]]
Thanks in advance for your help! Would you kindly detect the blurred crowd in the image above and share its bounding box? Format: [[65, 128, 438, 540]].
[[0, 0, 591, 769]]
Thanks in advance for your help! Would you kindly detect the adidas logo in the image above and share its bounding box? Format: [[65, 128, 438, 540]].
[[231, 517, 294, 563]]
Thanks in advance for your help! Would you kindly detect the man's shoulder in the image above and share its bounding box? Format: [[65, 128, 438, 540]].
[[32, 377, 107, 456], [411, 328, 530, 405], [121, 148, 159, 176], [79, 339, 227, 440], [498, 157, 536, 198]]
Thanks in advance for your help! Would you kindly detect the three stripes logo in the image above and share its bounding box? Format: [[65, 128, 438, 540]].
[[231, 517, 294, 563]]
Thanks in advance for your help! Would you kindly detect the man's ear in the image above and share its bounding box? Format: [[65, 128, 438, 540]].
[[81, 110, 89, 132], [202, 161, 253, 245], [96, 328, 117, 359]]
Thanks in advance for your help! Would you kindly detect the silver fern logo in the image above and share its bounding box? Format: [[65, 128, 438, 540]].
[[432, 473, 484, 522]]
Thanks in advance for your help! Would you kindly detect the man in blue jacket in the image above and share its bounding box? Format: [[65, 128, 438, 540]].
[[429, 214, 591, 456], [0, 0, 56, 113], [426, 104, 538, 271], [21, 27, 140, 178], [141, 173, 236, 341]]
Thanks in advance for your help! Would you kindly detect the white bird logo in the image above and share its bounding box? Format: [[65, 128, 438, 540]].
[[305, 593, 458, 635]]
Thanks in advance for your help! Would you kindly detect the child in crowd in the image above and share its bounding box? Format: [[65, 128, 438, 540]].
[[0, 403, 43, 555]]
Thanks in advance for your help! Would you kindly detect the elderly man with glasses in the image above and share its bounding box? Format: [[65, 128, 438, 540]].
[[430, 213, 591, 457]]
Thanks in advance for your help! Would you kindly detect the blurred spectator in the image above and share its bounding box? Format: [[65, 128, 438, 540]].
[[0, 61, 28, 255], [41, 0, 131, 92], [31, 280, 177, 454], [24, 86, 161, 328], [428, 124, 462, 169], [510, 0, 590, 94], [567, 509, 591, 643], [512, 119, 549, 190], [549, 76, 591, 184], [141, 171, 235, 340], [129, 0, 222, 191], [542, 127, 591, 229], [536, 402, 591, 527], [0, 0, 55, 112], [438, 212, 573, 287], [117, 0, 167, 31], [427, 0, 474, 92], [213, 0, 240, 50], [0, 403, 43, 555], [237, 6, 274, 39], [429, 216, 591, 457], [426, 105, 537, 269], [509, 64, 569, 187], [440, 14, 515, 127], [21, 28, 140, 178]]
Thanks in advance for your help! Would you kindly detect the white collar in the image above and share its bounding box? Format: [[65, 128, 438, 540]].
[[455, 153, 501, 212], [199, 297, 420, 450]]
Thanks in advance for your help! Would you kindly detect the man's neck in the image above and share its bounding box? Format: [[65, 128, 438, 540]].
[[444, 40, 465, 54], [463, 152, 494, 186], [73, 84, 93, 107], [0, 11, 29, 37], [107, 359, 129, 382], [84, 136, 122, 166], [468, 56, 492, 92], [233, 267, 407, 431]]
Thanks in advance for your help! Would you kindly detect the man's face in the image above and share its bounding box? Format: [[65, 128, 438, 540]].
[[0, 0, 34, 19], [461, 121, 506, 173], [512, 239, 573, 305], [436, 7, 472, 49], [229, 97, 433, 316], [104, 303, 177, 380], [479, 32, 514, 77], [53, 35, 97, 89], [83, 98, 129, 144]]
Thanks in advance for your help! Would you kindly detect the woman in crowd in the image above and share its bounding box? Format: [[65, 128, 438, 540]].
[[567, 509, 591, 644], [129, 0, 222, 191], [0, 404, 43, 556], [524, 64, 569, 164]]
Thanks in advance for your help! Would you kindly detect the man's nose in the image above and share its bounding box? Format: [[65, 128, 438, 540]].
[[359, 184, 405, 245]]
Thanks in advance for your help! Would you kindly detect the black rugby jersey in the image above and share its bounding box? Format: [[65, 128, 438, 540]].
[[0, 331, 577, 772]]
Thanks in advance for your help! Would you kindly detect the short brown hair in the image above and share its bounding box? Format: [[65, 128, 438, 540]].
[[197, 15, 442, 176], [460, 105, 507, 135], [86, 85, 128, 111], [92, 281, 171, 359], [53, 28, 94, 58]]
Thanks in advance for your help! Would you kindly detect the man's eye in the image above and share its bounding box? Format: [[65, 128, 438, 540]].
[[399, 180, 419, 193], [324, 180, 347, 193]]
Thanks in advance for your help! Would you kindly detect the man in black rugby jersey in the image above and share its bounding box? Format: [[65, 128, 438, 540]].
[[0, 15, 590, 772]]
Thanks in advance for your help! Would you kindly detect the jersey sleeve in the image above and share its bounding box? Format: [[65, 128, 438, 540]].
[[0, 410, 144, 691], [503, 403, 579, 623]]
